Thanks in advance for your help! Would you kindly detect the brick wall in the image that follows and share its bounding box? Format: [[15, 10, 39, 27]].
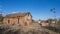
[[3, 13, 32, 26]]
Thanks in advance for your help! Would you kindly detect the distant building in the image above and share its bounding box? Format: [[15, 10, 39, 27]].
[[38, 19, 41, 23], [40, 20, 49, 26], [51, 20, 55, 23], [3, 12, 32, 26]]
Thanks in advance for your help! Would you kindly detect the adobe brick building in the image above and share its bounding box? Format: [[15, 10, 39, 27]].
[[3, 12, 32, 26]]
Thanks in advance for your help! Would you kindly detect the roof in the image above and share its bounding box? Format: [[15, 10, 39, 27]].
[[4, 12, 31, 18], [41, 20, 48, 23]]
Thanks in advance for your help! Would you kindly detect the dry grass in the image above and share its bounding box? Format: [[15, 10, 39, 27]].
[[0, 23, 60, 34]]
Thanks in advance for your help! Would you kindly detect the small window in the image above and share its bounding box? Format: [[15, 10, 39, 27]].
[[12, 23, 15, 25], [8, 20, 10, 24]]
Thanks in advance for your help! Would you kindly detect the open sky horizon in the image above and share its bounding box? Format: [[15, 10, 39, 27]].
[[0, 0, 60, 20]]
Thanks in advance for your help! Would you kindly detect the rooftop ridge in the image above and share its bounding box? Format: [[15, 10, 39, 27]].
[[4, 12, 31, 18]]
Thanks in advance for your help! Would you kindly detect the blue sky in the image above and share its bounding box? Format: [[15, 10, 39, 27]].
[[0, 0, 60, 20]]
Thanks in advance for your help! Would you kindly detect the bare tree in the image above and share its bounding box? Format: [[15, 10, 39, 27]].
[[50, 8, 56, 24]]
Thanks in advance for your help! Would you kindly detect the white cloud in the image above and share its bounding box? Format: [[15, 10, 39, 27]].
[[12, 12, 18, 13], [12, 11, 20, 13]]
